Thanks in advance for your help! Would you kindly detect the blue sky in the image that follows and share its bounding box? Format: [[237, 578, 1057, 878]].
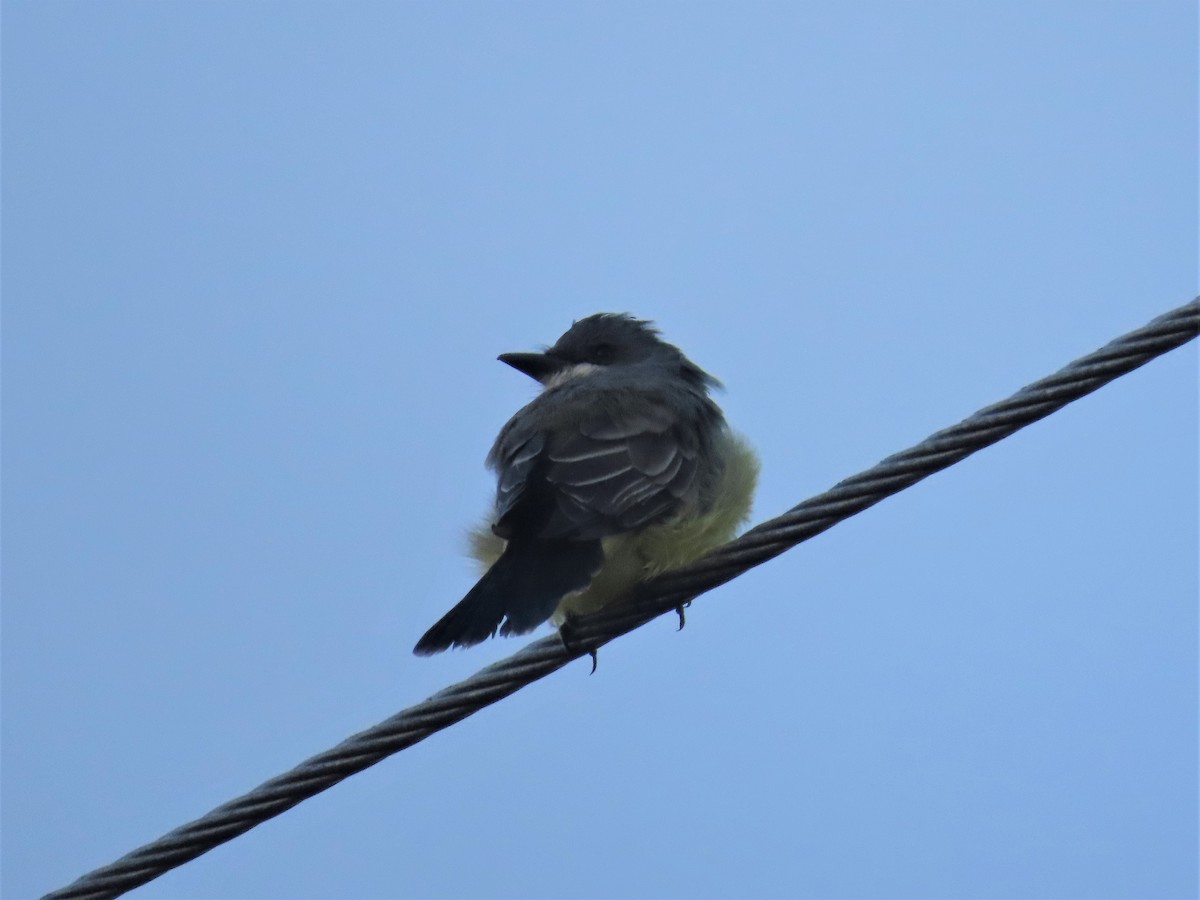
[[4, 3, 1196, 898]]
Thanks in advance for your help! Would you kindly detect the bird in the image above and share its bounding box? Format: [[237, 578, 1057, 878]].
[[413, 313, 758, 655]]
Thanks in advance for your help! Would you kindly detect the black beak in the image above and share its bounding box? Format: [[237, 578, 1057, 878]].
[[497, 351, 564, 382]]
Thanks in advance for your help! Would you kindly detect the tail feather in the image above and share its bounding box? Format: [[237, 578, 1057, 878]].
[[413, 539, 603, 655]]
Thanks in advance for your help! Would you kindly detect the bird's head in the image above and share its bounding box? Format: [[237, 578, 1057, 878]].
[[498, 313, 718, 389]]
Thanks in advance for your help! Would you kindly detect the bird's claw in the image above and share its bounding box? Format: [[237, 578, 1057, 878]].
[[560, 617, 599, 673]]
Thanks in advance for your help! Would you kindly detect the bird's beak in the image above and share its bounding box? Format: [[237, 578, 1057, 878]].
[[497, 351, 564, 382]]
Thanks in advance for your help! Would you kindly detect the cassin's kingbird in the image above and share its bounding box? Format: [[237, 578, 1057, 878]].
[[414, 313, 758, 655]]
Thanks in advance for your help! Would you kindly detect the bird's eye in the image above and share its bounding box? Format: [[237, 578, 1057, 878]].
[[590, 342, 616, 364]]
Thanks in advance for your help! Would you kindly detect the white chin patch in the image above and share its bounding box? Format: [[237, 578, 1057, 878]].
[[546, 362, 601, 388]]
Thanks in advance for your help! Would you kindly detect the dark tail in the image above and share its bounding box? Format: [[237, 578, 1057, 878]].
[[413, 538, 603, 655]]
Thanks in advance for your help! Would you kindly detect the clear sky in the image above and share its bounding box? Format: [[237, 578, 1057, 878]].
[[4, 3, 1196, 899]]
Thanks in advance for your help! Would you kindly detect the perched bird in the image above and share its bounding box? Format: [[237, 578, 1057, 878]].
[[413, 313, 758, 655]]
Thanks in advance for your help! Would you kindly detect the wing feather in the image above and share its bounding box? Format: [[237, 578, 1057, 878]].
[[487, 388, 709, 542]]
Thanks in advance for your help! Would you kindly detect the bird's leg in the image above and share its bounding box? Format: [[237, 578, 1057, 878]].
[[558, 616, 600, 674], [675, 599, 692, 631]]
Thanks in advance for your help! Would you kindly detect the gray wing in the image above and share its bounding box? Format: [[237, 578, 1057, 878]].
[[489, 401, 703, 542], [492, 430, 544, 529]]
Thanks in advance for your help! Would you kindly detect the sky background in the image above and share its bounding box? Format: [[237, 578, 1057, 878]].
[[4, 3, 1197, 899]]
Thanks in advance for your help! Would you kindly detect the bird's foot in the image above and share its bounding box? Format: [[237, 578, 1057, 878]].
[[559, 617, 599, 674]]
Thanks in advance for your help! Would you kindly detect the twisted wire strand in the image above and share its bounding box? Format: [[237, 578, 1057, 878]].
[[45, 297, 1199, 900]]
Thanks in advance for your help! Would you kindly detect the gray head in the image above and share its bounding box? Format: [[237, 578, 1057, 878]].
[[498, 313, 718, 389]]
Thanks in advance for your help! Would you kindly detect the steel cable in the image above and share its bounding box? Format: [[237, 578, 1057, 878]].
[[45, 297, 1199, 900]]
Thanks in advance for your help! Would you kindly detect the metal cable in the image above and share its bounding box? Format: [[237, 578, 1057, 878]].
[[45, 297, 1200, 900]]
